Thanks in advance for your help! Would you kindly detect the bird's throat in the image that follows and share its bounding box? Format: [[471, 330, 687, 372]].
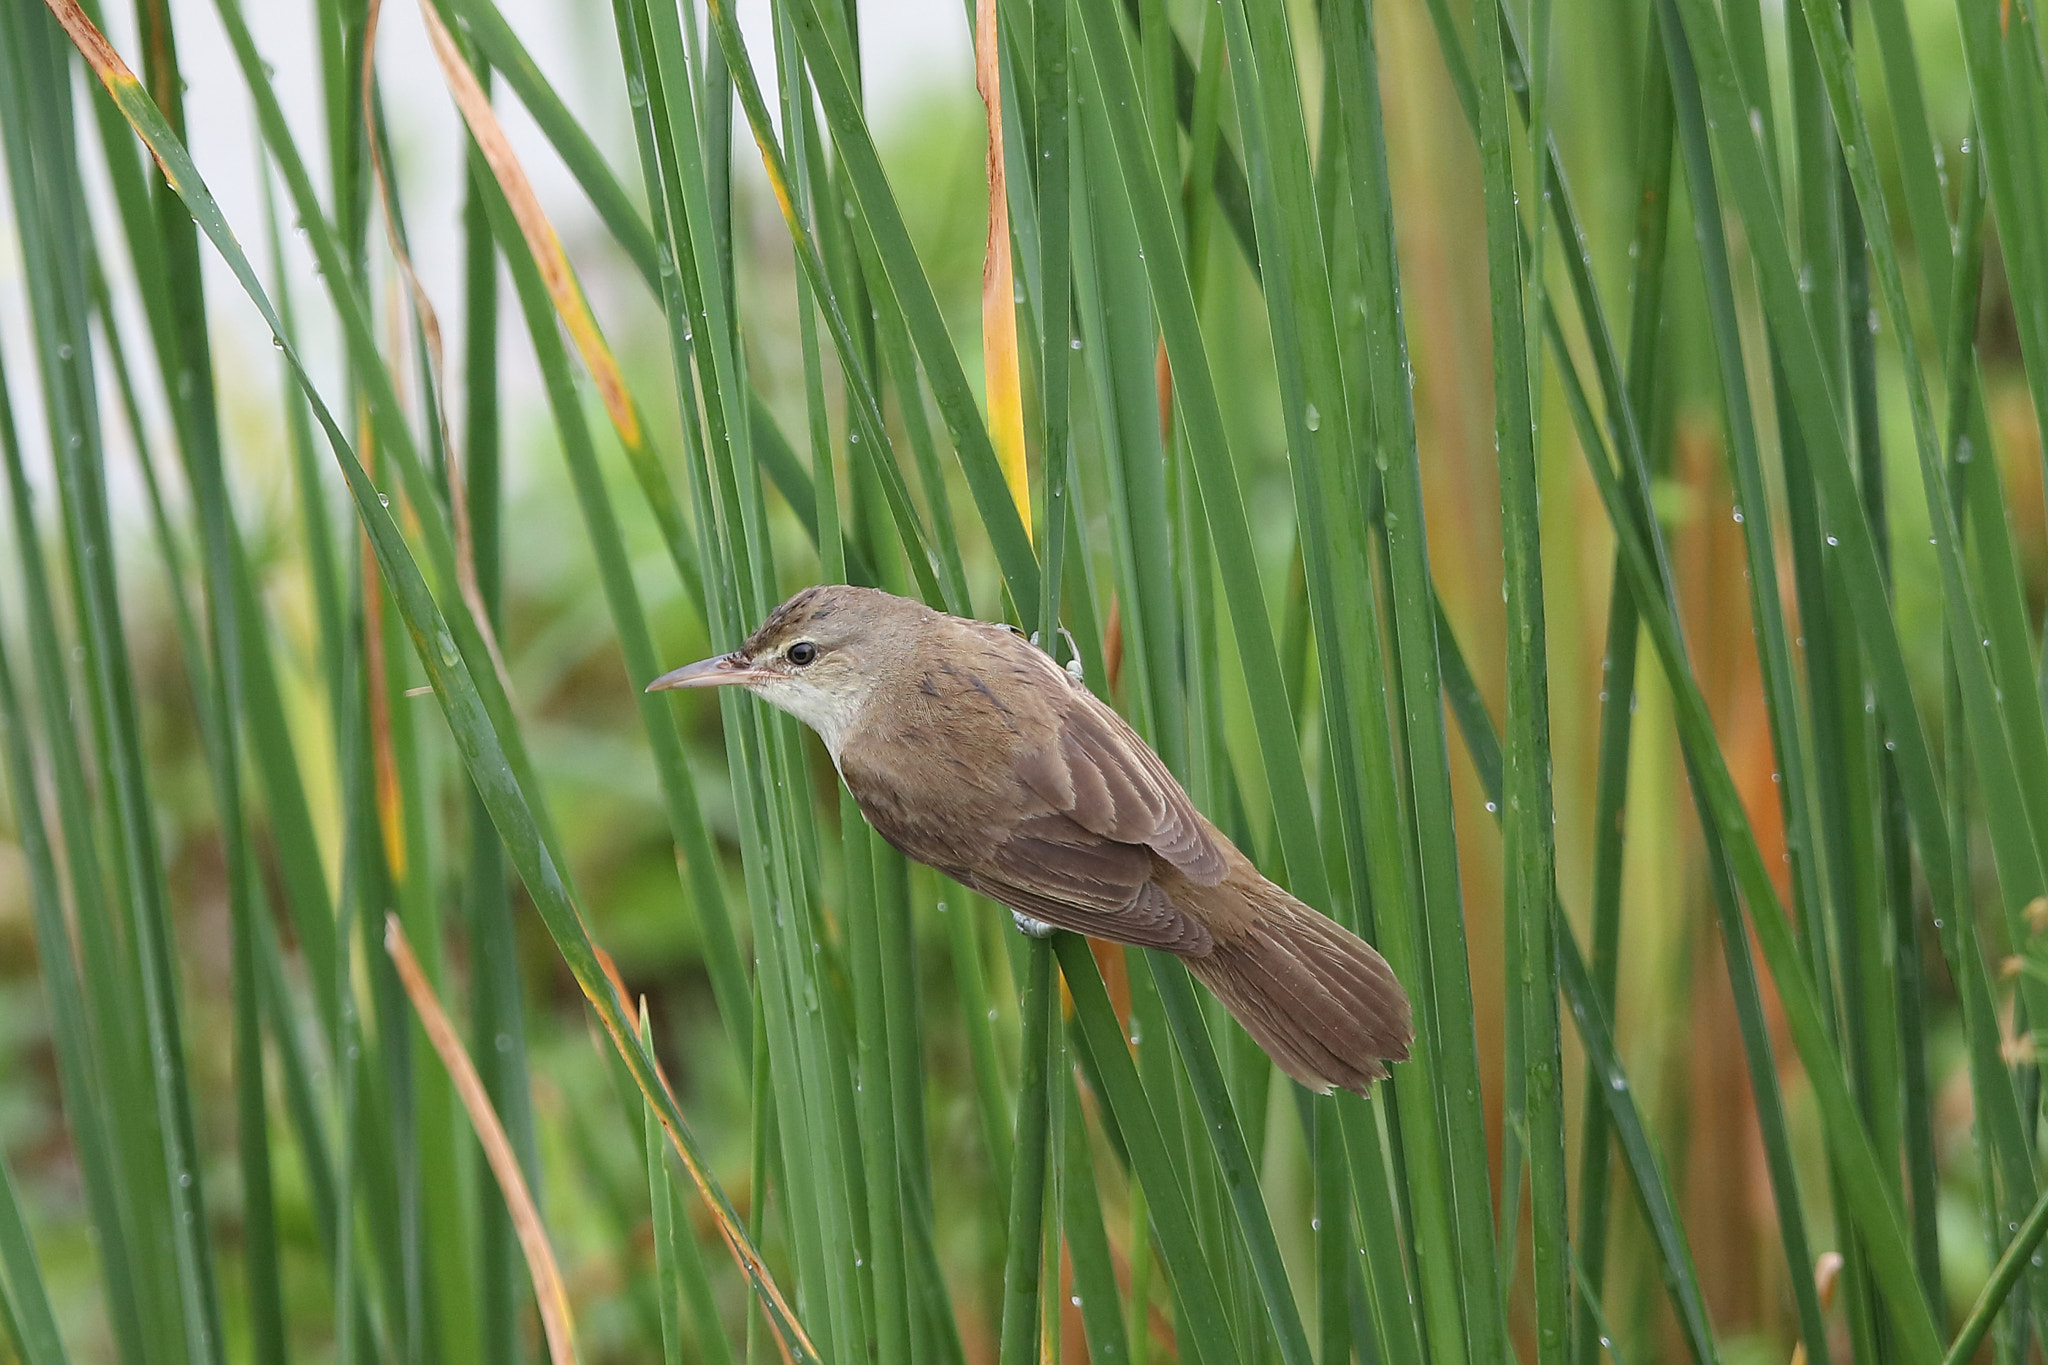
[[752, 676, 861, 766]]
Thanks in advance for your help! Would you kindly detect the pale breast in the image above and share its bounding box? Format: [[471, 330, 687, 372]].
[[838, 645, 1056, 869]]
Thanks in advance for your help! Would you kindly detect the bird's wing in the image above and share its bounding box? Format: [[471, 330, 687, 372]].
[[1011, 682, 1228, 886], [972, 812, 1215, 953], [837, 626, 1224, 953]]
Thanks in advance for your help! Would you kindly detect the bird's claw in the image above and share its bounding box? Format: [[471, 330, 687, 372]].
[[1011, 910, 1059, 939], [1028, 626, 1087, 687]]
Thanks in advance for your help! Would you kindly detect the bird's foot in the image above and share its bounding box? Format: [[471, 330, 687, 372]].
[[1011, 910, 1059, 939], [1028, 626, 1088, 687]]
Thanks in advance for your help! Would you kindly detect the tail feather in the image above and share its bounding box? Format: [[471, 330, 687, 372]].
[[1183, 884, 1413, 1095]]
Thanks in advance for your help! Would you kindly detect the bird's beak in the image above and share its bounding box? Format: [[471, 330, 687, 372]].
[[645, 652, 769, 692]]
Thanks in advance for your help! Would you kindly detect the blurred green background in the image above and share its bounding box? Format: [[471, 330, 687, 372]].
[[4, 0, 2047, 1359]]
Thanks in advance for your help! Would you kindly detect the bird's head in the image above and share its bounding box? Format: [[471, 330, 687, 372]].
[[647, 584, 930, 756]]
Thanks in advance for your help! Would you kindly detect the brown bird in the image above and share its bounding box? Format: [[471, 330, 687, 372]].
[[650, 585, 1412, 1093]]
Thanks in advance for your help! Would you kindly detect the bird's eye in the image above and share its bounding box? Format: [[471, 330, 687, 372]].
[[787, 641, 818, 666]]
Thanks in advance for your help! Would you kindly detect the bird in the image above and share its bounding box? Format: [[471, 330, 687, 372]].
[[649, 584, 1413, 1094]]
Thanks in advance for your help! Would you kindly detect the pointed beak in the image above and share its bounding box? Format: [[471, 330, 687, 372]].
[[645, 652, 768, 692]]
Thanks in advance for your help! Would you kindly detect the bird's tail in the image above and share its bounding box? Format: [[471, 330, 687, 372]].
[[1183, 879, 1413, 1095]]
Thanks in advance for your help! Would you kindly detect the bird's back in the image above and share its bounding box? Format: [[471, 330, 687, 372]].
[[835, 610, 1412, 1093]]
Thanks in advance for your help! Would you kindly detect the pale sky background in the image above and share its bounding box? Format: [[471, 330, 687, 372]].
[[0, 0, 974, 522]]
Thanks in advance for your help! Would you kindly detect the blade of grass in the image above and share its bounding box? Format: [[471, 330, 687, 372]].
[[450, 0, 873, 595], [0, 329, 153, 1365], [975, 0, 1031, 548], [121, 5, 299, 1351], [2, 19, 226, 1361], [0, 1143, 69, 1365], [1952, 0, 2048, 466], [1436, 581, 1721, 1365], [998, 939, 1056, 1365], [777, 8, 921, 1356], [1323, 2, 1474, 1357], [688, 0, 960, 608], [213, 0, 580, 901], [446, 47, 540, 1365], [1055, 935, 1244, 1365], [472, 142, 755, 1068], [41, 31, 816, 1350], [0, 583, 135, 1365], [623, 11, 863, 1355], [386, 917, 577, 1365], [1944, 1182, 2048, 1365], [1632, 22, 1837, 1364], [1062, 1063, 1130, 1365], [640, 1009, 738, 1365], [1068, 0, 1326, 918], [1033, 0, 1072, 645], [773, 0, 1037, 609], [1798, 0, 2048, 1200], [1467, 0, 1570, 1351], [1148, 957, 1314, 1365], [1573, 32, 1675, 1362]]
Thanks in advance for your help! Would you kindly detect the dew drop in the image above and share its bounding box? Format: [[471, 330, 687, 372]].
[[1304, 403, 1321, 432]]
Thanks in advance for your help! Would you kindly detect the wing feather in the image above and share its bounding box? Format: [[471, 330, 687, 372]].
[[840, 623, 1226, 952], [1039, 692, 1227, 885], [973, 812, 1212, 952]]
